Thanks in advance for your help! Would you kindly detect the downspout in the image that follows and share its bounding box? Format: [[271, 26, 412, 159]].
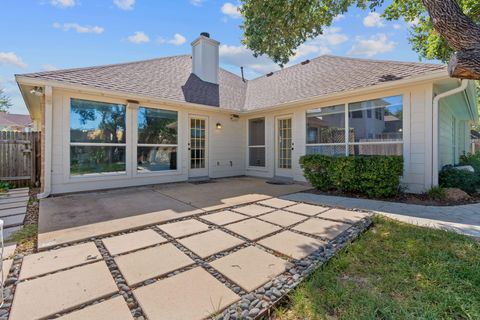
[[37, 86, 53, 199], [432, 79, 469, 187]]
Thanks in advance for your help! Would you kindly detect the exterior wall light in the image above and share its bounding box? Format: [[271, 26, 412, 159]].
[[216, 122, 222, 129]]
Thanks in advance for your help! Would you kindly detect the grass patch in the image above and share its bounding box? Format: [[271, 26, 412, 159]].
[[274, 216, 480, 320], [8, 224, 38, 245]]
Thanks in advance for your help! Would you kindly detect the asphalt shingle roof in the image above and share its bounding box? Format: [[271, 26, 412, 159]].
[[17, 54, 445, 112]]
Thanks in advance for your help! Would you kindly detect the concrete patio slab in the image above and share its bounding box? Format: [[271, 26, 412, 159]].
[[0, 200, 28, 210], [258, 231, 325, 260], [4, 226, 22, 240], [115, 243, 194, 286], [258, 197, 297, 209], [201, 210, 248, 225], [10, 261, 118, 320], [3, 259, 12, 280], [286, 203, 330, 216], [0, 207, 26, 217], [210, 246, 291, 292], [258, 210, 307, 227], [232, 204, 274, 216], [158, 219, 210, 238], [318, 208, 372, 224], [133, 267, 239, 320], [2, 213, 25, 228], [102, 229, 167, 256], [3, 243, 16, 260], [20, 242, 101, 280], [58, 296, 133, 320], [226, 218, 281, 240], [178, 229, 244, 258], [293, 218, 351, 240]]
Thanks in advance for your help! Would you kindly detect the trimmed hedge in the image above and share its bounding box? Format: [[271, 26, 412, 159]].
[[439, 166, 478, 194], [300, 155, 403, 198]]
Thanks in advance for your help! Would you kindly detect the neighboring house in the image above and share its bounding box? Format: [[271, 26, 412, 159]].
[[0, 112, 33, 132], [15, 33, 478, 196]]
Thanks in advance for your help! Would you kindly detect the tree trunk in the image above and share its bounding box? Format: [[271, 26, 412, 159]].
[[422, 0, 480, 80]]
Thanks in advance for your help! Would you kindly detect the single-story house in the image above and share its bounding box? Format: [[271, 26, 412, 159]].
[[0, 112, 33, 132], [15, 33, 478, 196]]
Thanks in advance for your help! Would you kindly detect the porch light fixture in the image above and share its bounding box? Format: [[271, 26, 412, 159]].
[[29, 86, 44, 96], [216, 122, 222, 129]]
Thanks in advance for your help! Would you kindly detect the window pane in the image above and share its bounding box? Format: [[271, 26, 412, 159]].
[[306, 105, 345, 144], [70, 146, 125, 175], [306, 145, 346, 156], [137, 146, 177, 172], [249, 147, 265, 167], [350, 143, 403, 156], [138, 107, 178, 144], [70, 99, 126, 143], [348, 95, 403, 143], [249, 118, 265, 146]]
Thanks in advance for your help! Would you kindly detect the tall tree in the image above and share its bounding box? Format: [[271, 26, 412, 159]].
[[240, 0, 480, 79], [0, 88, 12, 112]]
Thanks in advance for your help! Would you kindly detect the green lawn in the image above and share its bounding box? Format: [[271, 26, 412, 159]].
[[275, 217, 480, 320]]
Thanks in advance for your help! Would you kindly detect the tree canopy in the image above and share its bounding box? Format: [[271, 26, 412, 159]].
[[0, 88, 12, 112]]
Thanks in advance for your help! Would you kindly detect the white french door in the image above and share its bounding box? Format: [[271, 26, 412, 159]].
[[188, 115, 209, 178], [275, 115, 293, 178]]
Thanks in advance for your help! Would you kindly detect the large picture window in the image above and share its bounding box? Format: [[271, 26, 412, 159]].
[[306, 95, 403, 156], [70, 98, 126, 176], [248, 118, 266, 167], [137, 107, 178, 172]]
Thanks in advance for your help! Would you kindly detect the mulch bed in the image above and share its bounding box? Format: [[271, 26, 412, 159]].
[[305, 188, 480, 206]]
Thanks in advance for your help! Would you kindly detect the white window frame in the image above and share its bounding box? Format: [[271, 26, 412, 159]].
[[247, 117, 266, 168]]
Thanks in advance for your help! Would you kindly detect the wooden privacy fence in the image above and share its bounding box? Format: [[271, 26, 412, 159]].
[[0, 131, 40, 187]]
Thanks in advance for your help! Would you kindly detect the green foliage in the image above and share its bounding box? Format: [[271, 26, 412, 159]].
[[426, 186, 446, 201], [0, 182, 13, 193], [439, 167, 478, 194], [460, 152, 480, 173], [275, 216, 480, 319], [240, 0, 479, 65], [300, 154, 403, 197], [0, 88, 11, 112], [7, 224, 38, 243]]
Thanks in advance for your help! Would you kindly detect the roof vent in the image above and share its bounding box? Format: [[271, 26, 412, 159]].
[[200, 32, 210, 38], [301, 59, 310, 65], [266, 72, 274, 77]]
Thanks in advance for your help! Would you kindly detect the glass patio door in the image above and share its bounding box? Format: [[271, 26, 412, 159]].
[[188, 115, 208, 178], [275, 116, 293, 178]]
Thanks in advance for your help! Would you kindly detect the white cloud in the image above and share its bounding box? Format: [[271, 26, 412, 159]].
[[289, 27, 348, 62], [393, 23, 402, 30], [221, 2, 241, 19], [333, 14, 345, 22], [50, 0, 75, 8], [0, 52, 27, 68], [127, 31, 150, 44], [348, 33, 396, 57], [157, 33, 186, 46], [290, 44, 331, 63], [190, 0, 205, 6], [363, 12, 385, 27], [219, 45, 279, 75], [316, 27, 348, 46], [41, 64, 59, 71], [113, 0, 135, 10], [53, 22, 104, 34]]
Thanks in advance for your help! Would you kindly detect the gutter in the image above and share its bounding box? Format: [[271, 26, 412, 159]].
[[37, 86, 53, 199], [432, 79, 469, 187]]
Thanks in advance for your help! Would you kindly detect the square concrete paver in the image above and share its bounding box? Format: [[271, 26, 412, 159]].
[[102, 229, 167, 256], [158, 219, 210, 238], [258, 198, 297, 209], [58, 296, 133, 320], [318, 208, 371, 224], [293, 218, 351, 239], [226, 219, 281, 241], [133, 267, 239, 320], [258, 210, 307, 227], [232, 204, 274, 217], [10, 261, 118, 320], [0, 207, 26, 217], [178, 229, 244, 258], [201, 210, 248, 225], [20, 242, 101, 280], [210, 246, 291, 292], [259, 231, 325, 260], [3, 259, 13, 280], [115, 243, 194, 286], [286, 203, 330, 216]]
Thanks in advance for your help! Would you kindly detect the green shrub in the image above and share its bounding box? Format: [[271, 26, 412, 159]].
[[439, 166, 478, 194], [299, 155, 403, 198], [459, 152, 480, 173], [0, 182, 13, 193], [426, 186, 447, 201]]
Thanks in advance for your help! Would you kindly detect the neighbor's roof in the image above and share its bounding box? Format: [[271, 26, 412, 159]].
[[0, 113, 32, 127], [17, 54, 446, 112]]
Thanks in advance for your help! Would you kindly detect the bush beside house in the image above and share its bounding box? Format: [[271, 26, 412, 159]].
[[300, 155, 403, 198]]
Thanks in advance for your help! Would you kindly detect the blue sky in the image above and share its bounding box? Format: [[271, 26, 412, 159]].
[[1, 0, 431, 114]]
